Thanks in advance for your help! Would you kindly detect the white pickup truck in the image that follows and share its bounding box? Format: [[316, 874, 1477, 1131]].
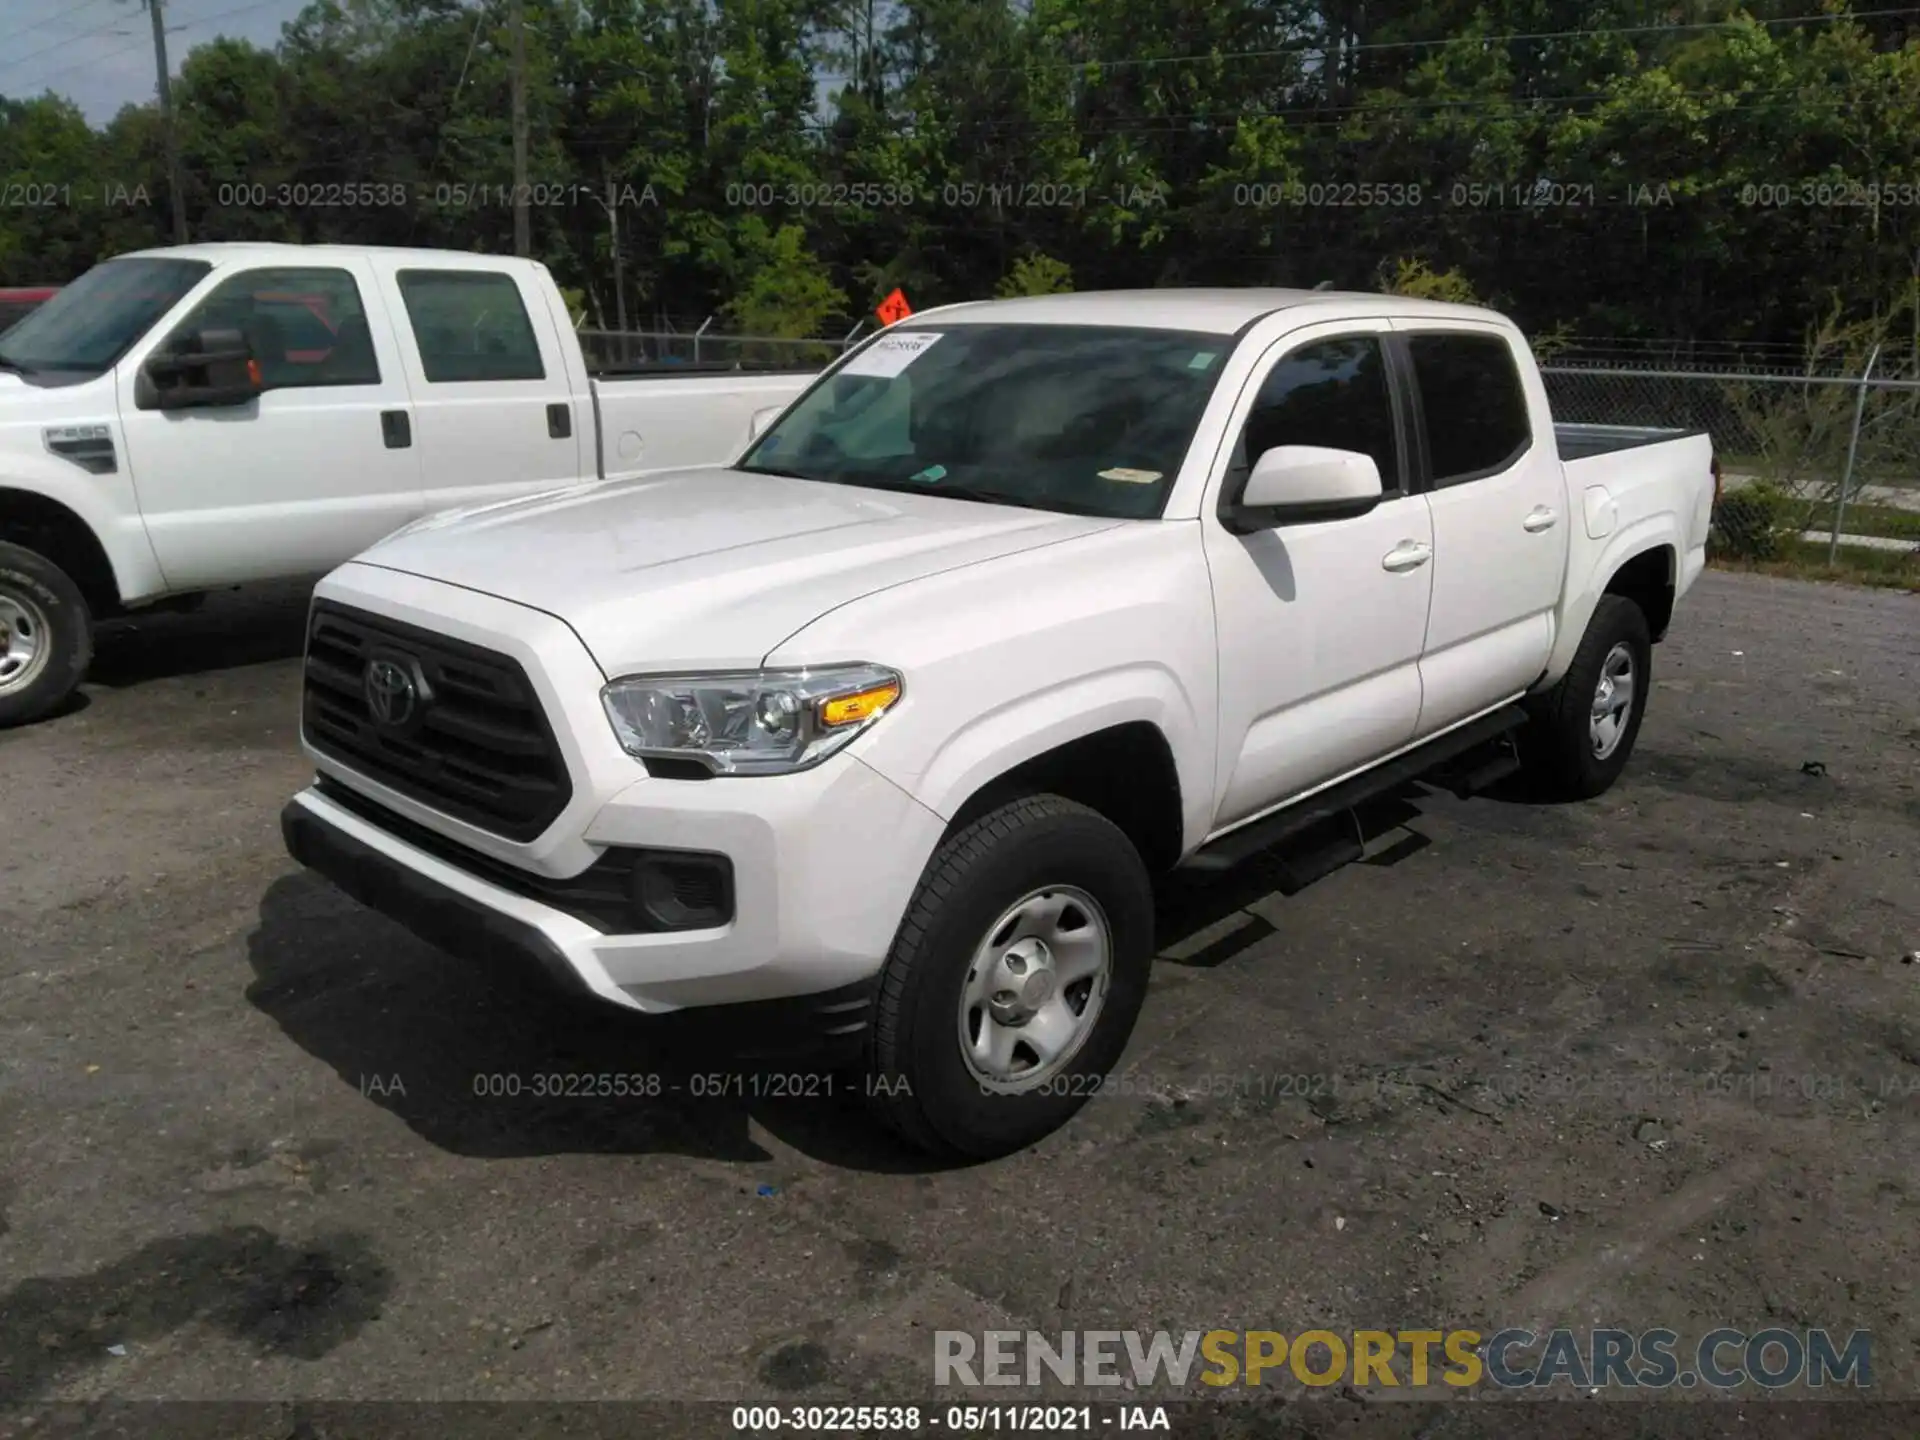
[[280, 289, 1718, 1158], [0, 242, 811, 724]]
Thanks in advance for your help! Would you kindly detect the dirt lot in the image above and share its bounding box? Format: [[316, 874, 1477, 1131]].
[[2, 571, 1919, 1427]]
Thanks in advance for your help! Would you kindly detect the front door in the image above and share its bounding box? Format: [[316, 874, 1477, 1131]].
[[1202, 322, 1436, 830], [116, 260, 424, 590]]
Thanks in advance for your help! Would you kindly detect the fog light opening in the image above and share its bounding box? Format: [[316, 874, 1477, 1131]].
[[634, 854, 733, 931]]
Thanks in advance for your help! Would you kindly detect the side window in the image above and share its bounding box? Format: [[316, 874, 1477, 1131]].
[[160, 267, 379, 389], [396, 270, 545, 382], [1406, 332, 1531, 485], [1234, 335, 1400, 494]]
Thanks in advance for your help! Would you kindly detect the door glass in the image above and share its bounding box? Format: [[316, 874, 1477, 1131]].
[[395, 270, 546, 382], [1234, 336, 1401, 492], [1406, 333, 1532, 485], [158, 266, 380, 389]]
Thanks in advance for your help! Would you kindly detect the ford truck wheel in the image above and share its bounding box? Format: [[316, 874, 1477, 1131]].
[[866, 794, 1154, 1159], [1521, 594, 1651, 801], [0, 542, 92, 728]]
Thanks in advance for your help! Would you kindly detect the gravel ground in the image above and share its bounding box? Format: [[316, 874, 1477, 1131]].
[[2, 571, 1918, 1429]]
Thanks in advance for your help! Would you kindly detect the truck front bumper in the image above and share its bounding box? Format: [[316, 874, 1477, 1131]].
[[281, 750, 944, 1057]]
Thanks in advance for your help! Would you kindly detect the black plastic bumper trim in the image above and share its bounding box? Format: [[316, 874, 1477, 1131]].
[[281, 796, 878, 1064], [283, 795, 592, 1002]]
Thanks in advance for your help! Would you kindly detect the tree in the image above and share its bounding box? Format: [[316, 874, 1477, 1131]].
[[995, 250, 1074, 296]]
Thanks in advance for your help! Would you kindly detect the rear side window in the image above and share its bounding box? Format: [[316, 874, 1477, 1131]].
[[396, 270, 545, 382], [1406, 332, 1531, 485]]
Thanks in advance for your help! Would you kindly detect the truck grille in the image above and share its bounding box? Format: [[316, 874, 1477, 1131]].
[[301, 600, 572, 842]]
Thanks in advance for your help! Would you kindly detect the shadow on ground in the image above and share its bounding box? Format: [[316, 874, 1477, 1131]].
[[241, 769, 1593, 1174], [87, 582, 316, 689]]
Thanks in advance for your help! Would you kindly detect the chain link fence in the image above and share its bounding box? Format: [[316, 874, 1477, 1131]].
[[577, 327, 859, 373], [1540, 356, 1920, 564]]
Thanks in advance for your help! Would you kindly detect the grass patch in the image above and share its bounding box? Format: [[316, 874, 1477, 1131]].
[[1711, 535, 1919, 590], [1795, 500, 1920, 542]]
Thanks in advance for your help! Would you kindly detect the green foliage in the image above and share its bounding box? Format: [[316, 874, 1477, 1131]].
[[1710, 480, 1793, 561], [995, 252, 1074, 297], [0, 0, 1916, 351], [1379, 257, 1480, 304], [721, 222, 849, 339]]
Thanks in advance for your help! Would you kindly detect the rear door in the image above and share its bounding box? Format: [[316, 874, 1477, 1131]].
[[367, 259, 585, 512], [1391, 323, 1568, 735], [115, 259, 424, 589]]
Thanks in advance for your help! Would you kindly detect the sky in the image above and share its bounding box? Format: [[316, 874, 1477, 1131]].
[[0, 0, 308, 126]]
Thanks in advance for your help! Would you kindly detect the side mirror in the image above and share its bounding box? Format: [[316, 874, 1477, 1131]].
[[748, 405, 784, 440], [137, 326, 261, 411], [1222, 444, 1384, 533]]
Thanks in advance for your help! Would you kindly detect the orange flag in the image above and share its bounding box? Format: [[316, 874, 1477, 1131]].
[[875, 288, 913, 326]]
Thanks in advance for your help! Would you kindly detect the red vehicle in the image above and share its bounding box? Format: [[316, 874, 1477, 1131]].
[[0, 286, 61, 334]]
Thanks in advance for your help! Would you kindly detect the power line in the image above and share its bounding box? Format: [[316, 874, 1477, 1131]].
[[167, 0, 305, 36], [0, 7, 146, 77], [16, 37, 151, 94], [0, 0, 124, 52]]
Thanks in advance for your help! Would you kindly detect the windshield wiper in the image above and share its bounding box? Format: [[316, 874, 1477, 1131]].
[[831, 477, 1052, 511]]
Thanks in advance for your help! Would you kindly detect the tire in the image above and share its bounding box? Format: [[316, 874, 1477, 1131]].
[[0, 541, 93, 728], [1520, 594, 1652, 801], [866, 794, 1155, 1159]]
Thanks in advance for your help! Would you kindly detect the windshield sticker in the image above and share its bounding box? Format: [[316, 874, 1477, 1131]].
[[839, 331, 944, 378], [910, 463, 949, 483], [1099, 467, 1162, 484], [1188, 351, 1220, 371]]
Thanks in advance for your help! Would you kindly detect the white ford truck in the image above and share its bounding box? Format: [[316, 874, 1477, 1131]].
[[0, 242, 811, 724], [280, 289, 1718, 1158]]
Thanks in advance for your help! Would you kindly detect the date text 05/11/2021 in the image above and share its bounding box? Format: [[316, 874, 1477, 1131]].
[[729, 1405, 1172, 1433], [456, 1071, 912, 1101]]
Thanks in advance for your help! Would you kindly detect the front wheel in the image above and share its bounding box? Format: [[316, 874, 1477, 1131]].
[[866, 794, 1154, 1159], [1520, 594, 1652, 800], [0, 542, 93, 728]]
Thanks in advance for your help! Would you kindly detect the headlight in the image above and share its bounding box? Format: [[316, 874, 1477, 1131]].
[[601, 664, 902, 776]]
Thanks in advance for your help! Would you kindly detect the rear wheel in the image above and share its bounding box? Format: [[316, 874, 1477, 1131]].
[[0, 542, 92, 728], [1520, 594, 1651, 800], [866, 794, 1154, 1159]]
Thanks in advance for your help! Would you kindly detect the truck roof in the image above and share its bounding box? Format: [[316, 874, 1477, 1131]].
[[916, 288, 1508, 335], [113, 242, 543, 270]]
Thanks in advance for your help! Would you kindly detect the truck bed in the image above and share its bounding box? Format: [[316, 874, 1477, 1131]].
[[587, 368, 816, 482], [1555, 422, 1706, 462]]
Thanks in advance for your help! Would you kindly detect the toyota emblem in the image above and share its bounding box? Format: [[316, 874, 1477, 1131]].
[[364, 657, 418, 728]]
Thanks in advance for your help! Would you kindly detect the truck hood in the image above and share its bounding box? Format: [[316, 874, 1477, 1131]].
[[355, 467, 1121, 675]]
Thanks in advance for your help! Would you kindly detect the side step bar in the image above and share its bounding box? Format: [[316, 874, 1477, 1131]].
[[1179, 704, 1531, 874]]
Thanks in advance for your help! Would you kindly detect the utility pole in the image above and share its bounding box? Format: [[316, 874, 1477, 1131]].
[[509, 0, 530, 257], [145, 0, 188, 244], [604, 175, 627, 333]]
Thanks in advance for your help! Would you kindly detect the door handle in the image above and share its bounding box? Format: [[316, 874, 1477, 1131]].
[[546, 402, 572, 439], [1382, 540, 1433, 573], [1523, 506, 1558, 532], [380, 409, 411, 449]]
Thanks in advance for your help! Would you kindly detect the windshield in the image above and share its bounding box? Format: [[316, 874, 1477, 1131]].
[[0, 258, 211, 375], [739, 323, 1232, 519]]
